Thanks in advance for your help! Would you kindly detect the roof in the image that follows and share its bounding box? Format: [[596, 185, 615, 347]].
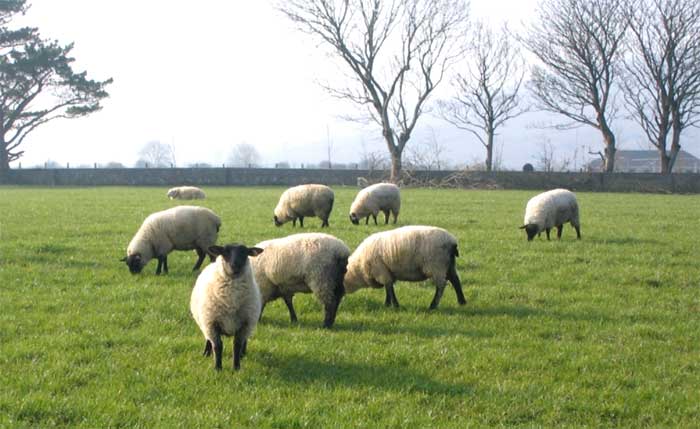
[[589, 150, 700, 169]]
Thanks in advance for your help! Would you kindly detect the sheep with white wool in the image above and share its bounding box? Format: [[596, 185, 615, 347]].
[[252, 233, 350, 328], [344, 225, 467, 310], [167, 186, 206, 200], [349, 183, 401, 225], [273, 184, 334, 227], [123, 205, 221, 275], [520, 188, 581, 241], [190, 243, 263, 371]]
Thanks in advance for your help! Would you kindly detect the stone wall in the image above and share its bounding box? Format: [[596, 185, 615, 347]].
[[3, 167, 700, 193]]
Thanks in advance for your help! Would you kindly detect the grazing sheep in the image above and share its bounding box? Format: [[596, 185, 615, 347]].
[[520, 188, 581, 241], [123, 205, 221, 275], [252, 233, 350, 328], [344, 225, 467, 310], [167, 186, 206, 200], [349, 183, 401, 225], [190, 243, 263, 371], [273, 184, 334, 228]]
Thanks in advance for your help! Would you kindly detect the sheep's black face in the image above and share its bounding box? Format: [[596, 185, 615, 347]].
[[125, 254, 144, 274], [521, 224, 539, 241], [209, 244, 264, 276], [349, 213, 359, 225], [273, 215, 283, 227]]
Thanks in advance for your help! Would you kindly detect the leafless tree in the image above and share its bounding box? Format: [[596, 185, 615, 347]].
[[358, 140, 389, 171], [278, 0, 470, 182], [622, 0, 700, 174], [438, 21, 526, 171], [405, 127, 450, 170], [522, 0, 629, 172], [137, 140, 175, 168], [228, 143, 262, 167]]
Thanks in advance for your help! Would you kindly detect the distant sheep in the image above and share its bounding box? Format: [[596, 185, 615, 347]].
[[123, 205, 221, 275], [521, 188, 581, 241], [190, 243, 263, 371], [252, 233, 350, 328], [167, 186, 206, 200], [344, 225, 467, 310], [273, 184, 334, 227], [349, 183, 401, 225]]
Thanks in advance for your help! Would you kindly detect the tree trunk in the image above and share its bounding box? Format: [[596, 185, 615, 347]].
[[667, 118, 682, 174], [390, 150, 402, 183], [485, 131, 494, 172], [601, 128, 616, 172], [0, 142, 9, 172], [659, 150, 671, 174]]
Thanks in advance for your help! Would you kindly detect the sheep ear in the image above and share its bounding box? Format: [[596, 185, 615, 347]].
[[208, 245, 225, 256], [247, 247, 264, 257], [519, 225, 527, 229], [120, 257, 127, 262]]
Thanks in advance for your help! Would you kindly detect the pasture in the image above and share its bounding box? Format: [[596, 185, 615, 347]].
[[0, 186, 698, 427]]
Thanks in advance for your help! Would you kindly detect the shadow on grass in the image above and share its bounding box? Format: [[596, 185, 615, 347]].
[[257, 350, 476, 397]]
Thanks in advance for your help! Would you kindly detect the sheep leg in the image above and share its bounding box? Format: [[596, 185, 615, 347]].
[[258, 302, 267, 322], [556, 225, 563, 239], [545, 228, 551, 240], [233, 332, 245, 371], [155, 255, 168, 275], [392, 211, 398, 224], [365, 215, 370, 225], [385, 282, 399, 308], [323, 301, 338, 328], [283, 295, 298, 323], [574, 224, 581, 239], [372, 214, 378, 225], [213, 331, 223, 370], [193, 248, 206, 271], [383, 210, 390, 224], [241, 339, 248, 357], [429, 281, 447, 310], [202, 340, 212, 357], [321, 216, 329, 227], [448, 263, 467, 306], [299, 217, 305, 227]]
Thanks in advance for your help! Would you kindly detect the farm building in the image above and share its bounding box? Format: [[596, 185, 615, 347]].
[[588, 150, 700, 173]]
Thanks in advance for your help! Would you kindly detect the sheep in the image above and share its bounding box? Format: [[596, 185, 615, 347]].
[[273, 184, 334, 228], [252, 233, 350, 328], [344, 225, 467, 310], [190, 243, 263, 371], [123, 205, 221, 275], [167, 186, 206, 200], [520, 188, 581, 241], [349, 182, 401, 225]]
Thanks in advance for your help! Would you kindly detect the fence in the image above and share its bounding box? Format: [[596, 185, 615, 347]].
[[2, 167, 700, 193]]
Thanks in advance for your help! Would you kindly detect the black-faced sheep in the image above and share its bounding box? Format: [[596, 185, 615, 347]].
[[344, 225, 467, 310], [252, 233, 350, 328], [521, 188, 581, 241], [190, 243, 263, 371], [349, 183, 401, 225], [273, 184, 334, 228], [123, 205, 221, 275]]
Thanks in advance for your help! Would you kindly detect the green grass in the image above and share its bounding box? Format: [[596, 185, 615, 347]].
[[0, 186, 698, 427]]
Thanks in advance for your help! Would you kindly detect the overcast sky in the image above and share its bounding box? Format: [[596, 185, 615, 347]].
[[11, 0, 699, 169]]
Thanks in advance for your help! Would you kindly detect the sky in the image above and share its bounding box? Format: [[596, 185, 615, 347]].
[[10, 0, 699, 169]]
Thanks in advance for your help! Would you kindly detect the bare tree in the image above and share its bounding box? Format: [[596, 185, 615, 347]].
[[438, 21, 526, 171], [522, 0, 629, 172], [622, 0, 700, 174], [279, 0, 469, 182], [405, 127, 450, 170], [358, 140, 389, 171], [228, 143, 262, 167], [137, 140, 175, 167]]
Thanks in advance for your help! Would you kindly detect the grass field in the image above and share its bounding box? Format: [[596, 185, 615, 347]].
[[0, 186, 699, 427]]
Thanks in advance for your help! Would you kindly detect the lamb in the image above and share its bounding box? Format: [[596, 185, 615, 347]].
[[252, 233, 350, 328], [344, 225, 467, 310], [349, 182, 401, 225], [190, 243, 263, 371], [167, 186, 206, 200], [273, 184, 334, 227], [123, 205, 221, 275], [520, 188, 581, 241]]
